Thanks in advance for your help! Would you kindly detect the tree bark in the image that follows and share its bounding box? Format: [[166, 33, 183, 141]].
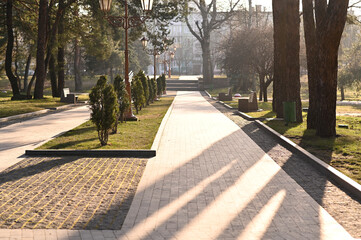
[[5, 0, 20, 97], [49, 53, 58, 97], [340, 86, 345, 101], [302, 0, 349, 137], [259, 73, 264, 101], [302, 0, 319, 129], [201, 36, 213, 86], [57, 0, 65, 97], [74, 38, 82, 91], [272, 0, 302, 122], [23, 53, 31, 92], [34, 0, 48, 99]]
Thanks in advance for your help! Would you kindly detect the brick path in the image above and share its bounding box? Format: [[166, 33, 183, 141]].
[[0, 91, 354, 239]]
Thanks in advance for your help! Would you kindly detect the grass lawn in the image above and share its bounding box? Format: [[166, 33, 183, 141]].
[[0, 92, 89, 118], [0, 92, 67, 118], [38, 97, 174, 150], [264, 115, 361, 184]]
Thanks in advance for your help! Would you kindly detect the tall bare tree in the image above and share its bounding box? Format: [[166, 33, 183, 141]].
[[302, 0, 349, 137], [5, 0, 20, 98], [182, 0, 241, 86], [272, 0, 302, 122]]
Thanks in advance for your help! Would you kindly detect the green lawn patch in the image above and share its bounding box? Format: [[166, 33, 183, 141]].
[[0, 92, 67, 118], [38, 97, 174, 150], [264, 115, 361, 184]]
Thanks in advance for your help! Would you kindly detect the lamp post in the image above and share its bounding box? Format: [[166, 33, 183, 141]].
[[169, 51, 175, 79], [99, 0, 153, 121], [141, 37, 157, 81]]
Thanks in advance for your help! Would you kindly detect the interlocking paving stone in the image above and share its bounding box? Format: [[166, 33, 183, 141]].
[[118, 91, 353, 240]]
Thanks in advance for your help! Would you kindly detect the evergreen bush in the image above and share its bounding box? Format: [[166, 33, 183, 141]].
[[131, 76, 146, 113], [151, 77, 158, 101], [161, 74, 166, 93], [137, 70, 150, 106], [89, 76, 118, 146], [156, 76, 163, 96], [148, 76, 154, 103], [112, 75, 130, 133]]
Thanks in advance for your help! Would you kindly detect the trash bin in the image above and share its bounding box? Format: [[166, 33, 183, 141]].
[[283, 101, 296, 123]]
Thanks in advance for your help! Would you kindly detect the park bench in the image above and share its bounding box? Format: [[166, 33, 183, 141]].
[[218, 88, 232, 101], [60, 88, 78, 104], [238, 92, 258, 112]]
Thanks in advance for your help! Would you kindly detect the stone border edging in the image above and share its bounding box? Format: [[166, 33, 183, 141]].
[[235, 110, 256, 120], [151, 97, 175, 151], [254, 119, 361, 200], [0, 103, 84, 123], [0, 109, 50, 122], [25, 149, 155, 158]]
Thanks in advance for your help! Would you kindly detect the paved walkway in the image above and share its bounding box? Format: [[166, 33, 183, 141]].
[[0, 106, 90, 172], [0, 92, 354, 239]]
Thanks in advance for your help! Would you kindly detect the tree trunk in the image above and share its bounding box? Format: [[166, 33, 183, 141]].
[[303, 0, 349, 137], [259, 73, 265, 101], [23, 53, 31, 92], [49, 53, 58, 97], [302, 0, 319, 129], [201, 36, 213, 86], [57, 45, 65, 97], [57, 1, 65, 98], [5, 0, 20, 97], [272, 0, 302, 122], [74, 38, 82, 91], [340, 86, 345, 101], [34, 0, 48, 99], [264, 78, 272, 102]]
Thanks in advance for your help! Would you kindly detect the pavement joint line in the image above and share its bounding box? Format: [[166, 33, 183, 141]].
[[107, 162, 142, 228], [7, 158, 98, 228], [69, 161, 135, 229], [0, 157, 82, 210], [45, 158, 127, 229], [83, 159, 137, 229], [58, 159, 130, 229], [28, 157, 112, 229], [0, 158, 45, 194]]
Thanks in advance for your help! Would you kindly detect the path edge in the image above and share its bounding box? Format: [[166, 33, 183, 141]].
[[151, 96, 175, 151], [255, 119, 361, 200]]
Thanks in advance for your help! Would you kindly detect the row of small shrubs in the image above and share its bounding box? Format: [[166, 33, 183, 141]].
[[89, 73, 166, 146], [131, 71, 166, 113]]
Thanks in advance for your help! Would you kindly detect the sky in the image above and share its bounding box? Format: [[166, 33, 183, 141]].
[[240, 0, 361, 16]]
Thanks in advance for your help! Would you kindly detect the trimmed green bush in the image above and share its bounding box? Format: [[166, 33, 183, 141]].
[[137, 70, 150, 106], [131, 76, 146, 114], [151, 77, 157, 100], [148, 76, 154, 103], [112, 75, 130, 133], [156, 76, 163, 96], [89, 76, 118, 146], [161, 74, 166, 93]]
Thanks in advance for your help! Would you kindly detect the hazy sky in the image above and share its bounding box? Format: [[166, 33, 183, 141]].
[[240, 0, 361, 15]]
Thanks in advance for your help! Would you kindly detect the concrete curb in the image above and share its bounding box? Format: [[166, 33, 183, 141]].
[[217, 100, 233, 109], [25, 149, 155, 158], [151, 98, 175, 151], [235, 110, 256, 121], [204, 90, 212, 98], [0, 103, 85, 123], [0, 109, 50, 122], [255, 120, 361, 200]]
